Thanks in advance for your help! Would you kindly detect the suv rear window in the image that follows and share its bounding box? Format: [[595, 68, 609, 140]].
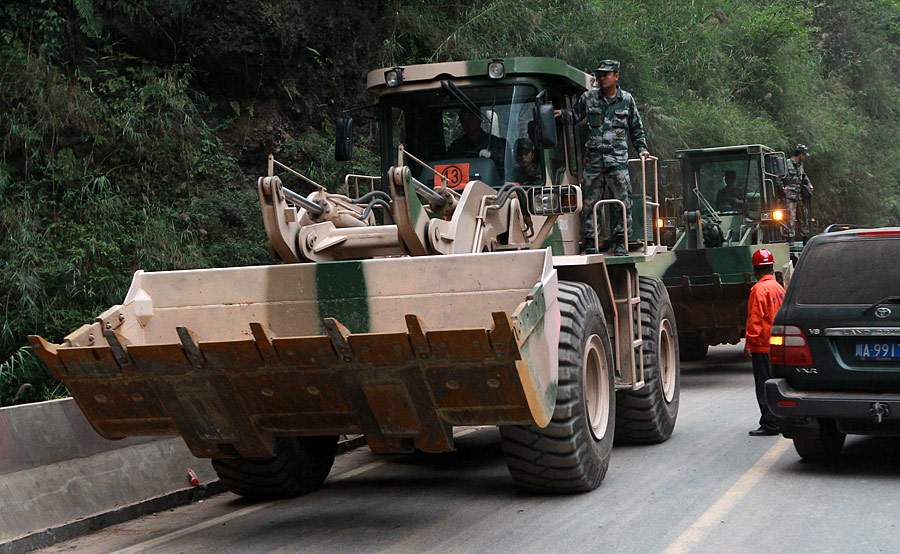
[[794, 238, 900, 304]]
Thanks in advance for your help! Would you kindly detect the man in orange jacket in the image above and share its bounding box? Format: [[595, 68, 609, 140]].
[[745, 248, 786, 436]]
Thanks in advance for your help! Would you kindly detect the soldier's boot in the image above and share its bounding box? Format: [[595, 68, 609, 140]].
[[579, 236, 599, 255], [612, 238, 627, 257]]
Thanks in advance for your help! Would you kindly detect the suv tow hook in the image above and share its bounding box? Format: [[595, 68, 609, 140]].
[[869, 402, 891, 424]]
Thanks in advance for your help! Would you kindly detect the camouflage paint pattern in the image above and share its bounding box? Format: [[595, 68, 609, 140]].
[[315, 261, 369, 334], [639, 143, 792, 346]]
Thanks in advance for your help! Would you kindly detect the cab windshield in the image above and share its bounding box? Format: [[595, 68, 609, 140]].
[[688, 156, 761, 216], [380, 84, 544, 189]]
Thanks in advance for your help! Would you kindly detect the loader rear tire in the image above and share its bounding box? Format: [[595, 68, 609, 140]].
[[212, 435, 338, 499], [499, 281, 615, 492], [679, 333, 708, 361], [615, 276, 680, 444]]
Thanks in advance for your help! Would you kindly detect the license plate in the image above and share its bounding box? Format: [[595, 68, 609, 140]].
[[855, 341, 900, 360]]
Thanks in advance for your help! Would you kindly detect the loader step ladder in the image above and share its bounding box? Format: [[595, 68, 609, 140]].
[[614, 267, 645, 390]]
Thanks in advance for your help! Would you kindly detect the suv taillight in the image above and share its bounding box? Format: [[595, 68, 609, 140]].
[[770, 325, 812, 366], [857, 229, 900, 237]]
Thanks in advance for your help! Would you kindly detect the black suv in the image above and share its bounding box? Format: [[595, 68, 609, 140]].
[[765, 228, 900, 461]]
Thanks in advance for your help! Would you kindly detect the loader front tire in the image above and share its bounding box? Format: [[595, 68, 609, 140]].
[[212, 435, 338, 499], [616, 276, 680, 444], [499, 281, 615, 492]]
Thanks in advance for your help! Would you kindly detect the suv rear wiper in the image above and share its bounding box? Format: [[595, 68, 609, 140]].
[[863, 295, 900, 314]]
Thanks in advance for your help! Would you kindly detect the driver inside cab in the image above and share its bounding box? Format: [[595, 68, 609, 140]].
[[445, 109, 507, 173], [716, 170, 743, 211]]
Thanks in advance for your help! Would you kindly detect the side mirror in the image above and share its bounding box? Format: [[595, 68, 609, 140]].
[[533, 91, 558, 149], [659, 161, 670, 189], [775, 156, 786, 178], [335, 117, 353, 161]]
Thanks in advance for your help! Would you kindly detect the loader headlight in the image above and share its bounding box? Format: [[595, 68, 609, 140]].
[[538, 193, 558, 212], [385, 68, 404, 87], [528, 185, 581, 215], [488, 60, 505, 79], [761, 210, 784, 222]]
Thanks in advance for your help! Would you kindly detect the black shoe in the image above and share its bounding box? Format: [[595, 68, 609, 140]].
[[612, 243, 627, 256], [748, 426, 780, 436], [580, 246, 597, 255]]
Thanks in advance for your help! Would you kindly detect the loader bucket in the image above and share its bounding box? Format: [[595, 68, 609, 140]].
[[30, 250, 560, 457], [665, 275, 753, 345], [638, 243, 791, 344]]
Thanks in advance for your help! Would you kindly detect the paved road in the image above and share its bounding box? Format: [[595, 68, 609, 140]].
[[38, 344, 900, 554]]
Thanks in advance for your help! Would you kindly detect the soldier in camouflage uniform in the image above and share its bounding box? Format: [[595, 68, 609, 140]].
[[782, 144, 813, 243], [556, 59, 650, 255], [510, 138, 544, 186]]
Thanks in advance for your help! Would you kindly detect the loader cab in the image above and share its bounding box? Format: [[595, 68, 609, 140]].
[[334, 58, 608, 255], [376, 84, 571, 191], [674, 145, 785, 248], [379, 84, 541, 188], [362, 58, 591, 193]]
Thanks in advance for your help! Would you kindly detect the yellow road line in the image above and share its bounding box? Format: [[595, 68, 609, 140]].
[[110, 428, 485, 554], [664, 438, 791, 554]]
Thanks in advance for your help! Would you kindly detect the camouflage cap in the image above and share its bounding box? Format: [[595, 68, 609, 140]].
[[794, 144, 809, 155], [594, 59, 620, 73], [515, 137, 535, 152]]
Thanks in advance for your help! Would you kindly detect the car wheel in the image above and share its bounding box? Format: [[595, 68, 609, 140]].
[[792, 419, 845, 462]]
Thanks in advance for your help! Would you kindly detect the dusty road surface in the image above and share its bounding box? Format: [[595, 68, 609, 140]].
[[37, 344, 900, 554]]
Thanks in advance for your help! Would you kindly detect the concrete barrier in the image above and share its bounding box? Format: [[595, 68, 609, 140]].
[[0, 398, 219, 553]]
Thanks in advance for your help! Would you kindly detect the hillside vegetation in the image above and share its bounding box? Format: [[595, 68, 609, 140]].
[[2, 0, 899, 404]]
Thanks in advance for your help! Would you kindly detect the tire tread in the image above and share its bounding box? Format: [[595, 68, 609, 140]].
[[615, 276, 680, 444], [499, 281, 614, 492], [212, 436, 338, 499]]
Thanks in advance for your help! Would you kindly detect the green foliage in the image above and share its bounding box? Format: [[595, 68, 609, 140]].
[[0, 346, 68, 407], [0, 0, 269, 405], [73, 0, 103, 38], [386, 0, 900, 227], [281, 126, 380, 196], [3, 0, 900, 405]]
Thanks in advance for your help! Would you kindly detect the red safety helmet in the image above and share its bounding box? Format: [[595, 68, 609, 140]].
[[752, 248, 775, 266]]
